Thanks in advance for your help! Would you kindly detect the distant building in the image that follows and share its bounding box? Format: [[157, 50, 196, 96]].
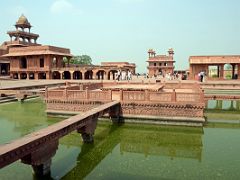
[[0, 15, 136, 80], [147, 48, 175, 77], [189, 55, 240, 80], [1, 15, 72, 79]]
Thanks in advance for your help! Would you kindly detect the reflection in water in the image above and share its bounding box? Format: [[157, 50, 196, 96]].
[[62, 123, 203, 179], [207, 100, 240, 111], [1, 99, 240, 179], [0, 99, 61, 144], [206, 100, 240, 121]]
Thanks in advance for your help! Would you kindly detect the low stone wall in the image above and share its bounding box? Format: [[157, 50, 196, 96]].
[[45, 82, 206, 126], [46, 100, 106, 112], [121, 102, 204, 118]]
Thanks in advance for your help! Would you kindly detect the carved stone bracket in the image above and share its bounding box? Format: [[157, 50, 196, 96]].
[[21, 140, 59, 176]]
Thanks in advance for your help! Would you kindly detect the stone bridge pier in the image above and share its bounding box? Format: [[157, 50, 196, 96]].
[[77, 114, 99, 143], [21, 140, 59, 177], [0, 101, 120, 178]]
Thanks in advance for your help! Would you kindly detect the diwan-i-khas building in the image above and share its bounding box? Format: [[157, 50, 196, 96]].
[[0, 15, 136, 80], [147, 48, 175, 77]]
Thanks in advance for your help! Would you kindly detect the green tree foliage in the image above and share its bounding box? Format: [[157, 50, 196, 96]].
[[69, 55, 92, 65]]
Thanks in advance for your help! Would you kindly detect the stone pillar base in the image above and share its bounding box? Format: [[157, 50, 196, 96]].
[[32, 159, 51, 177], [81, 133, 94, 143]]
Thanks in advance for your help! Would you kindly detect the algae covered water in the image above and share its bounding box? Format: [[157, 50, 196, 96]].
[[0, 99, 240, 179]]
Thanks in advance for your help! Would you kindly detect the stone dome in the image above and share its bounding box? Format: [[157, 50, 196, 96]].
[[16, 14, 31, 26]]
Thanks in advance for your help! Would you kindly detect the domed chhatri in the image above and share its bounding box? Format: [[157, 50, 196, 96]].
[[15, 14, 31, 28]]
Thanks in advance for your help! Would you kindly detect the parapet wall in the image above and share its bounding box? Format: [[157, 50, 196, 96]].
[[44, 82, 205, 126]]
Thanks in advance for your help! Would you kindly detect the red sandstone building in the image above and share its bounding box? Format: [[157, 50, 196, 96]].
[[0, 15, 136, 80], [147, 48, 175, 77], [189, 56, 240, 80]]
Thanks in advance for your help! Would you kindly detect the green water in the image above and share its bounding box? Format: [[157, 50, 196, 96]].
[[0, 99, 240, 180]]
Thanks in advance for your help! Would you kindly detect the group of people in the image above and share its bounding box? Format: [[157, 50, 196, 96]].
[[145, 72, 184, 80], [116, 70, 132, 81]]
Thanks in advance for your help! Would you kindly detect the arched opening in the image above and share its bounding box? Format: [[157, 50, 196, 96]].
[[38, 73, 46, 79], [63, 71, 71, 79], [52, 71, 61, 79], [52, 57, 57, 68], [0, 63, 9, 75], [121, 70, 127, 80], [20, 57, 27, 69], [13, 73, 18, 79], [20, 73, 27, 79], [96, 70, 105, 80], [108, 70, 117, 80], [224, 64, 232, 79], [73, 71, 82, 79], [208, 66, 219, 78], [29, 72, 35, 80], [85, 70, 93, 80]]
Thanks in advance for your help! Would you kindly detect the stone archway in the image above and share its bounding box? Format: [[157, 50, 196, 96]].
[[73, 71, 82, 80], [29, 72, 35, 80], [85, 70, 93, 80], [224, 64, 232, 79], [20, 72, 27, 79], [96, 70, 105, 80], [63, 71, 71, 79], [108, 70, 117, 80], [13, 73, 19, 79], [52, 71, 61, 79], [38, 72, 46, 79]]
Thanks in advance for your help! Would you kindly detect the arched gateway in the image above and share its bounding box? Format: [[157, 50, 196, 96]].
[[189, 56, 240, 80]]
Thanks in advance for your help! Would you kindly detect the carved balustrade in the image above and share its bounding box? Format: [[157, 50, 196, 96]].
[[46, 90, 64, 100], [120, 89, 204, 103], [67, 90, 86, 100], [89, 90, 112, 101], [149, 92, 172, 102], [176, 93, 201, 103], [122, 91, 146, 101]]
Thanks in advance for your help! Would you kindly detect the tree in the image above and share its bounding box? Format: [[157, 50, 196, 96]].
[[69, 55, 92, 65]]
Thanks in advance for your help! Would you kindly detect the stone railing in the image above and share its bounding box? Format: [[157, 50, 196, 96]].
[[163, 82, 201, 90], [46, 90, 64, 100], [45, 88, 112, 102], [119, 89, 204, 103], [149, 91, 172, 102], [176, 92, 202, 102], [67, 90, 86, 100]]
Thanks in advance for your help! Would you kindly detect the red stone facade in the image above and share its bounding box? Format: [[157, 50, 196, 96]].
[[147, 48, 175, 77], [189, 55, 240, 80], [0, 15, 136, 80], [44, 82, 205, 125]]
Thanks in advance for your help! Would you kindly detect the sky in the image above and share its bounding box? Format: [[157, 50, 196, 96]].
[[0, 0, 240, 73]]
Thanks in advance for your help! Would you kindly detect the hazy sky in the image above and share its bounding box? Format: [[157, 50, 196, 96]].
[[0, 0, 239, 73]]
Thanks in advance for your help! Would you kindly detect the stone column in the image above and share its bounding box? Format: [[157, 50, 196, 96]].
[[70, 71, 74, 80], [92, 70, 97, 80], [219, 64, 224, 80], [104, 71, 109, 80], [82, 70, 86, 80], [46, 72, 50, 80], [35, 72, 38, 80], [77, 116, 98, 143], [232, 64, 236, 79], [21, 140, 59, 177], [238, 64, 240, 80], [59, 71, 63, 79], [110, 72, 113, 80]]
